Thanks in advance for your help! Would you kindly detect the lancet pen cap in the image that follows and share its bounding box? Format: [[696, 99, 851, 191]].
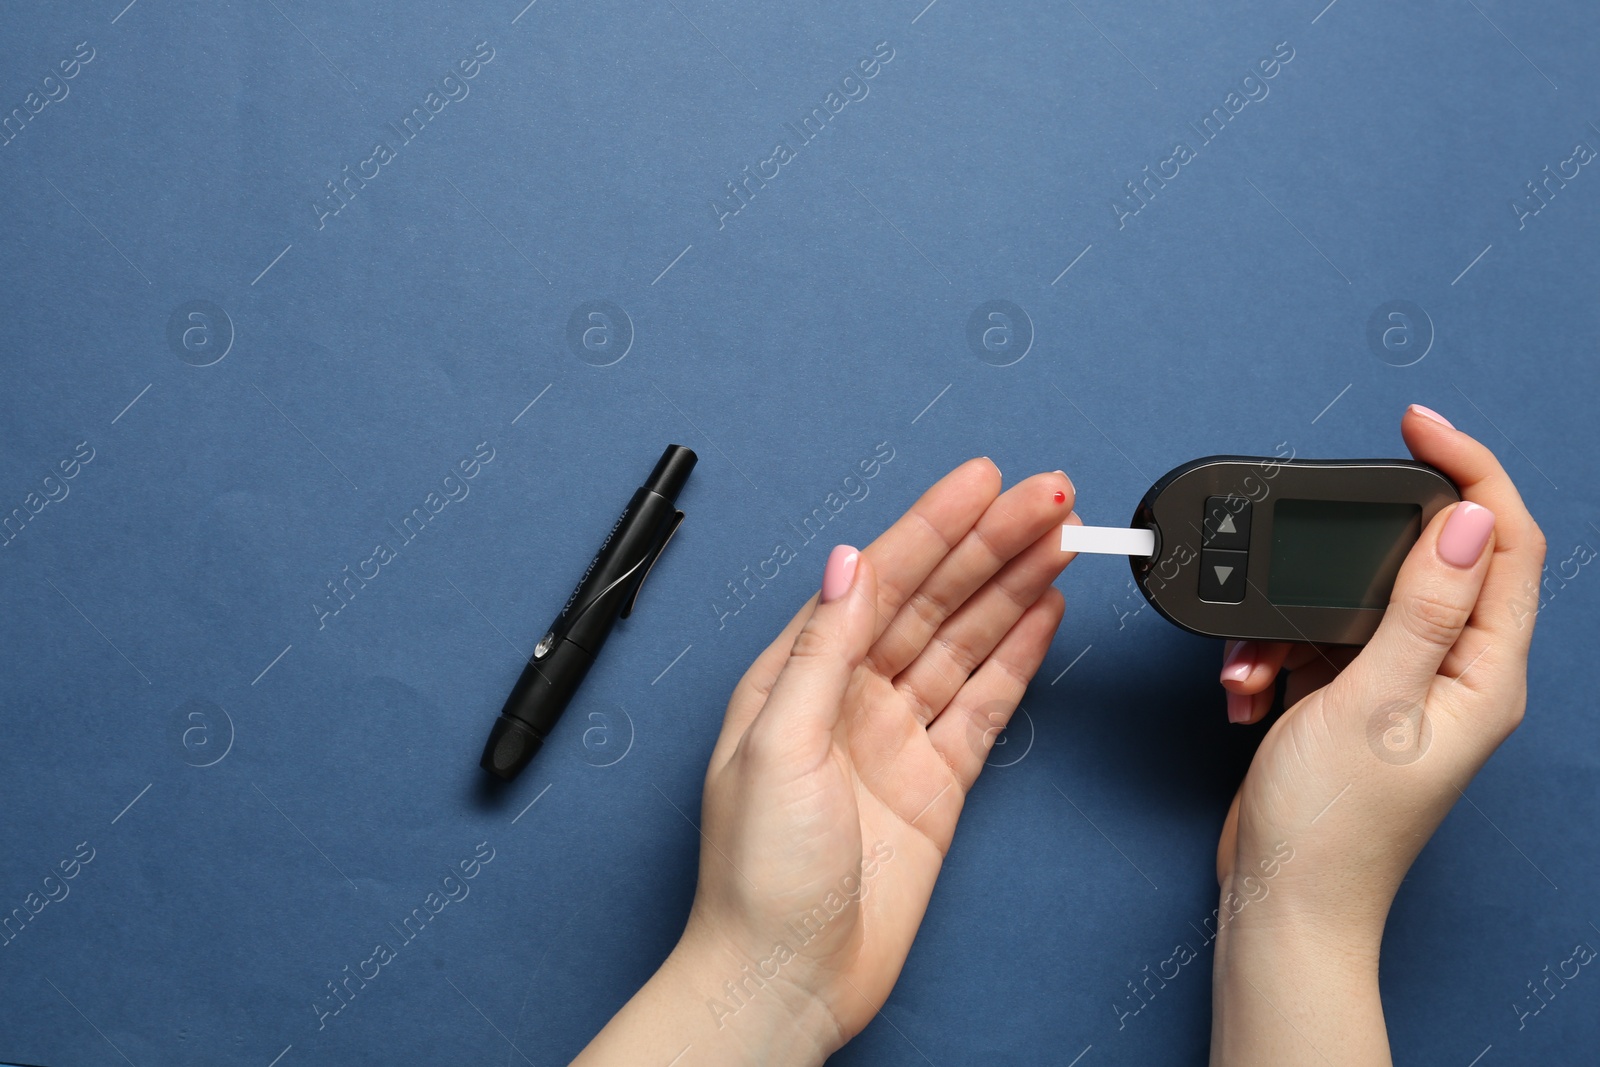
[[481, 714, 543, 780], [645, 445, 697, 503]]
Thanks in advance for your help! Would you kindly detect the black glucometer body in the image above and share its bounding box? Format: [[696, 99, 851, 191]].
[[1129, 457, 1460, 645]]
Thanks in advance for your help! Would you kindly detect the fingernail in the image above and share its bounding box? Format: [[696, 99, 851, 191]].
[[1409, 404, 1454, 430], [1220, 640, 1257, 684], [1437, 502, 1495, 568], [1227, 691, 1253, 724], [821, 545, 860, 602]]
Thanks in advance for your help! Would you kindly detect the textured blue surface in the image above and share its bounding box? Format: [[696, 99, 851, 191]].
[[2, 1, 1597, 1065]]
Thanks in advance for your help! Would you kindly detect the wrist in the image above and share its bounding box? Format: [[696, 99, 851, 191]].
[[1214, 906, 1381, 998], [658, 928, 842, 1067], [1214, 870, 1386, 975], [1225, 831, 1400, 955], [1211, 880, 1389, 1066], [570, 926, 840, 1067]]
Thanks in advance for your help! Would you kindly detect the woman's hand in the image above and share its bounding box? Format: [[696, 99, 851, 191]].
[[1210, 406, 1546, 1066], [574, 459, 1079, 1066]]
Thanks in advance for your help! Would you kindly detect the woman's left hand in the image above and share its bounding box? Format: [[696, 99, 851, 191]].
[[574, 459, 1079, 1065]]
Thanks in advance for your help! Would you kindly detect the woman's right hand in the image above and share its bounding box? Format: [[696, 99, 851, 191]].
[[1209, 405, 1547, 1066]]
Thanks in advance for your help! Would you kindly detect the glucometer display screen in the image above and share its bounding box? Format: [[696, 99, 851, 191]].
[[1268, 499, 1422, 608]]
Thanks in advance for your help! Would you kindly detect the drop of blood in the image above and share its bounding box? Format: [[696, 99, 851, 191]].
[[1053, 490, 1067, 504]]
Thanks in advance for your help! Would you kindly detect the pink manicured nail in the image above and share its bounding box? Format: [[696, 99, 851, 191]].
[[1220, 641, 1257, 684], [1437, 502, 1495, 567], [1409, 404, 1454, 430], [821, 545, 859, 602], [1227, 691, 1253, 724]]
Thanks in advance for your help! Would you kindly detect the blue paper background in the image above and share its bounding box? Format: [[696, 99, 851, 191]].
[[2, 1, 1597, 1064]]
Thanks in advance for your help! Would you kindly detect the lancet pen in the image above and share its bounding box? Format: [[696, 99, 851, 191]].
[[480, 444, 696, 781]]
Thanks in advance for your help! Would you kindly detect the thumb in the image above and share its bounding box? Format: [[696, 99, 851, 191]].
[[742, 545, 878, 761], [1216, 789, 1242, 886], [1340, 500, 1496, 709]]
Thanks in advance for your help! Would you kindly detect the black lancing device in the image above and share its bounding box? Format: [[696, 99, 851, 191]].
[[480, 444, 696, 781]]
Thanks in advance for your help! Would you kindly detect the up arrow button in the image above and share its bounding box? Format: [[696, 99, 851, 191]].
[[1203, 497, 1251, 549]]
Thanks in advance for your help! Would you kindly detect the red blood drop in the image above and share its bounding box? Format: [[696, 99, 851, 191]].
[[1053, 490, 1066, 504]]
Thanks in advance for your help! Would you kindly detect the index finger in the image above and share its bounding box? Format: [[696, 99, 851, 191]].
[[860, 456, 1002, 643], [719, 457, 1000, 747]]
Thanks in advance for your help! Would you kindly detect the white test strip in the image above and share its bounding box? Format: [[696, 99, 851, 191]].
[[1060, 524, 1157, 557]]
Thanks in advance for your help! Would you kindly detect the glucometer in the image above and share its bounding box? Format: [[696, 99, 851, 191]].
[[1062, 457, 1460, 645]]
